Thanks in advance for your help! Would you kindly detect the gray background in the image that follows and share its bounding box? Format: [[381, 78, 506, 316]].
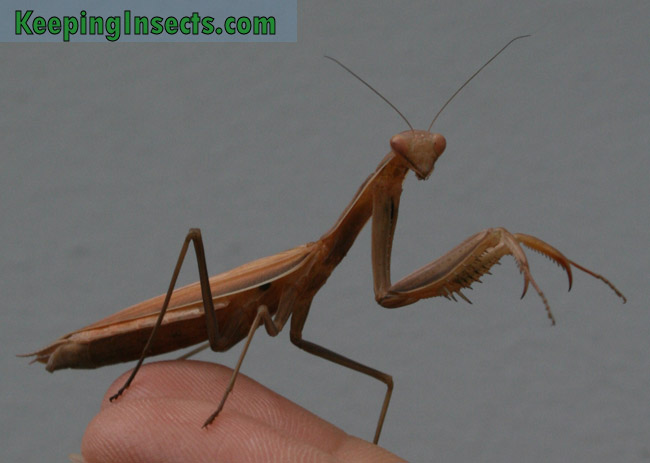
[[2, 1, 648, 462]]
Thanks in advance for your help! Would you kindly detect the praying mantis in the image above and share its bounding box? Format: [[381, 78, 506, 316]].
[[22, 37, 626, 444]]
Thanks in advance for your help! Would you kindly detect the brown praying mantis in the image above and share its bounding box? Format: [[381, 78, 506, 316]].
[[22, 37, 626, 444]]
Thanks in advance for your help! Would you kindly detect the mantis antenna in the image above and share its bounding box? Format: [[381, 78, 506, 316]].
[[325, 35, 530, 133], [428, 35, 531, 131], [324, 55, 414, 131]]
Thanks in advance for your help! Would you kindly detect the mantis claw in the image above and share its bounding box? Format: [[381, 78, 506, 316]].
[[515, 233, 574, 291], [519, 270, 530, 300], [109, 387, 126, 402]]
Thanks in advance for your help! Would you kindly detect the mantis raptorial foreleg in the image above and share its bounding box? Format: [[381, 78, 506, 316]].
[[370, 180, 626, 324]]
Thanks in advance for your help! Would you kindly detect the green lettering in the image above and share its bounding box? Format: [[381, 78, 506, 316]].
[[89, 17, 103, 34], [165, 16, 178, 34], [179, 17, 191, 34], [134, 16, 148, 35], [190, 13, 201, 34], [224, 17, 236, 35], [32, 16, 46, 35], [151, 17, 163, 34], [105, 17, 120, 42], [79, 10, 86, 35], [124, 10, 130, 35], [201, 17, 214, 34], [15, 10, 33, 35], [48, 17, 61, 35], [254, 17, 275, 35], [63, 17, 78, 42], [237, 17, 251, 35]]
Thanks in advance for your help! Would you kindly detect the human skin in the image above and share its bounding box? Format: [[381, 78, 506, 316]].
[[80, 360, 405, 463]]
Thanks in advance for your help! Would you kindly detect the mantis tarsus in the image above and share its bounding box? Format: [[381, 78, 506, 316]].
[[22, 36, 626, 444]]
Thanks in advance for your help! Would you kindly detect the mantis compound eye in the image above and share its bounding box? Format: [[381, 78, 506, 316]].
[[389, 133, 409, 157], [432, 133, 446, 156]]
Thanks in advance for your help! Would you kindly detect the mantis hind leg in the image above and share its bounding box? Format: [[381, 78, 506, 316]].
[[202, 303, 285, 427], [110, 228, 221, 402]]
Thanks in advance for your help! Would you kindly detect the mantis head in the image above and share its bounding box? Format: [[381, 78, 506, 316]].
[[390, 130, 446, 180], [327, 36, 530, 182]]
